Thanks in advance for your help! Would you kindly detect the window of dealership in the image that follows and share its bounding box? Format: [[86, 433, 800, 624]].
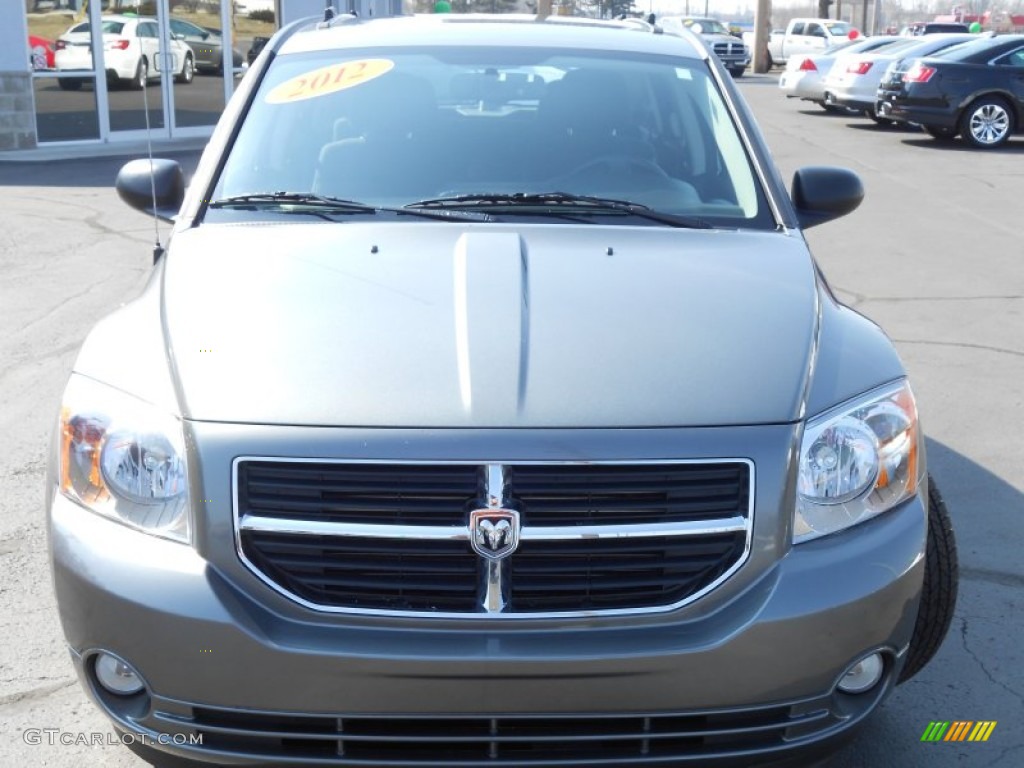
[[3, 1, 397, 152]]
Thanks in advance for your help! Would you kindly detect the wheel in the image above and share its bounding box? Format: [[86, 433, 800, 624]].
[[959, 96, 1014, 149], [57, 77, 81, 91], [175, 54, 194, 85], [869, 112, 894, 127], [729, 66, 745, 78], [898, 475, 959, 684], [923, 125, 958, 141], [129, 57, 148, 90]]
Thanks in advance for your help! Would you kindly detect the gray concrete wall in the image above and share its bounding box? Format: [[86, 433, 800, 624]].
[[0, 72, 37, 151]]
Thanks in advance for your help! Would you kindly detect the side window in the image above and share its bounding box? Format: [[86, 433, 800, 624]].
[[1000, 48, 1024, 67], [807, 24, 824, 38], [137, 23, 155, 39], [790, 23, 805, 36]]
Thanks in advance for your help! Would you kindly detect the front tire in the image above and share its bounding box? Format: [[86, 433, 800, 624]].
[[729, 66, 745, 78], [959, 96, 1014, 149], [898, 475, 959, 684]]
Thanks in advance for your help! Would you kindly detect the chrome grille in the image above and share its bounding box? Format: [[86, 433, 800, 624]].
[[235, 459, 753, 617], [713, 42, 745, 56]]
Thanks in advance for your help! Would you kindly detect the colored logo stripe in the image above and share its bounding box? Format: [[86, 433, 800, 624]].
[[969, 721, 997, 742], [921, 721, 949, 741], [921, 721, 997, 742], [945, 721, 972, 741]]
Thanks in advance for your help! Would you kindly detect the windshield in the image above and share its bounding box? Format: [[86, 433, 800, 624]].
[[933, 36, 1013, 62], [212, 46, 772, 229], [930, 40, 982, 59], [824, 22, 853, 36], [69, 20, 125, 35], [686, 19, 731, 35]]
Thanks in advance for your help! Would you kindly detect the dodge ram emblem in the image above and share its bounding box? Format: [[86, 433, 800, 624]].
[[469, 508, 520, 561]]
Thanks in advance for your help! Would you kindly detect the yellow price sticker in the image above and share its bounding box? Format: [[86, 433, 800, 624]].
[[266, 59, 395, 104]]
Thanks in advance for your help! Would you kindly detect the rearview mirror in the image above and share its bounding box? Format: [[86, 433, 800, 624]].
[[115, 158, 184, 223], [791, 167, 863, 229]]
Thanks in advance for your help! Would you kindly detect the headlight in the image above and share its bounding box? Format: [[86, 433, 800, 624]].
[[795, 380, 921, 543], [58, 374, 190, 543]]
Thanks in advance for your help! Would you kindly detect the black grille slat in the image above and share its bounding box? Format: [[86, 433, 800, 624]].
[[508, 464, 748, 527], [158, 703, 835, 763], [242, 531, 479, 612], [237, 461, 750, 614], [239, 461, 480, 526], [509, 534, 745, 612]]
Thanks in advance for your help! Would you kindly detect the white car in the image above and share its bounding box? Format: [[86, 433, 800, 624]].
[[54, 15, 194, 91], [779, 36, 901, 111], [823, 33, 975, 121]]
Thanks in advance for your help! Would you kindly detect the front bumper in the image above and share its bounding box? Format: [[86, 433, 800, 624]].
[[51, 472, 926, 766], [717, 56, 751, 70]]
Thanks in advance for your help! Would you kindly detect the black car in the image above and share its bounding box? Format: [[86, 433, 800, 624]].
[[904, 22, 970, 36], [878, 34, 1024, 147], [246, 35, 270, 66]]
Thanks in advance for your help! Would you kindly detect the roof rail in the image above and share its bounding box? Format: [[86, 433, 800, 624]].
[[318, 9, 360, 30], [616, 17, 661, 33]]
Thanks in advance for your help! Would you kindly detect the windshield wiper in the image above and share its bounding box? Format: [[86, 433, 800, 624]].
[[208, 192, 495, 222], [405, 192, 712, 229]]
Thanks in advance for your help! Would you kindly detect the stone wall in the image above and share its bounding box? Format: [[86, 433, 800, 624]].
[[0, 72, 37, 151]]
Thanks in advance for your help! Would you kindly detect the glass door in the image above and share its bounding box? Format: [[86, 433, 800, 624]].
[[166, 1, 276, 135], [28, 0, 107, 143], [165, 0, 230, 133], [30, 0, 275, 144], [99, 0, 169, 138]]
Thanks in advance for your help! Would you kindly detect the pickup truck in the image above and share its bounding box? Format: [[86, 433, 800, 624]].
[[768, 18, 857, 66], [659, 16, 751, 76]]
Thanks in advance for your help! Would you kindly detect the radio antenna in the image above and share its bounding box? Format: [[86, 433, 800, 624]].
[[141, 61, 164, 263]]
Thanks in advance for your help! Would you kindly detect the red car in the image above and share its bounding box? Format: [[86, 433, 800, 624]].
[[29, 35, 56, 70]]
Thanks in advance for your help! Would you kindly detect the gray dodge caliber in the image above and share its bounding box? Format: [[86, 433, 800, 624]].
[[47, 12, 959, 768]]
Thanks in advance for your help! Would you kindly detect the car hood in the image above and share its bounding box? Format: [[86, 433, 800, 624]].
[[703, 32, 744, 45], [160, 223, 819, 428]]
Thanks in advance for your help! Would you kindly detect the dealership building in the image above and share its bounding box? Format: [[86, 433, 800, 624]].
[[2, 1, 401, 155]]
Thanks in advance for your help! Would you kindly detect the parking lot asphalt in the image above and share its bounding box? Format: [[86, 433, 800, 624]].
[[0, 72, 1021, 767]]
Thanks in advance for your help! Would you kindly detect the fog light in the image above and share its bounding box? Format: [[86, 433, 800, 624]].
[[95, 653, 145, 696], [837, 653, 884, 694]]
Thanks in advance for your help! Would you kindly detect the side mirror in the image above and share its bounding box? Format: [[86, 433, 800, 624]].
[[791, 166, 863, 229], [115, 158, 184, 223]]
